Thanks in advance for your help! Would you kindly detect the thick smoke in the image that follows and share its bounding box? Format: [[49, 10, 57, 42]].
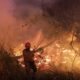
[[0, 0, 80, 48], [13, 0, 80, 41], [0, 0, 15, 47]]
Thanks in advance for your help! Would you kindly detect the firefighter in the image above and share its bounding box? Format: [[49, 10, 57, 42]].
[[23, 42, 43, 80]]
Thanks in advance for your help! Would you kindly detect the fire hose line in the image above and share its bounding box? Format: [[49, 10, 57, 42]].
[[41, 40, 56, 49]]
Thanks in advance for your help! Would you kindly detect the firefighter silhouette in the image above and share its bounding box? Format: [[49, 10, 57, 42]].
[[23, 42, 43, 80]]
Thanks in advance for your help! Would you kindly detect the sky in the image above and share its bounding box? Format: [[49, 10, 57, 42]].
[[0, 0, 80, 48]]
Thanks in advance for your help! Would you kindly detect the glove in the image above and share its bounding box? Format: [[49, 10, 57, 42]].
[[37, 47, 44, 53]]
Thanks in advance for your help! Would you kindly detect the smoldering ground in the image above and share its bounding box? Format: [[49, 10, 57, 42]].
[[0, 0, 80, 48]]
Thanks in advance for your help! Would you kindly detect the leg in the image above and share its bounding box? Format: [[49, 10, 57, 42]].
[[29, 61, 37, 80], [29, 61, 37, 73], [25, 63, 32, 80]]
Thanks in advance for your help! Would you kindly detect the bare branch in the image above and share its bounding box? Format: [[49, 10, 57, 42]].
[[70, 31, 78, 71]]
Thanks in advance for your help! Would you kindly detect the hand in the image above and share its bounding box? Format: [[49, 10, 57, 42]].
[[37, 47, 44, 53]]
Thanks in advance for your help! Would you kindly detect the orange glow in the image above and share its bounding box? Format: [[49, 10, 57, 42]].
[[13, 33, 80, 72]]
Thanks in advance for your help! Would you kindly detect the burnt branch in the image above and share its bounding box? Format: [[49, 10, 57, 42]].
[[70, 31, 79, 71]]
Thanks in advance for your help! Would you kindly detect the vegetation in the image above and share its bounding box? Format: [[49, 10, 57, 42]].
[[0, 45, 26, 80], [0, 45, 80, 80]]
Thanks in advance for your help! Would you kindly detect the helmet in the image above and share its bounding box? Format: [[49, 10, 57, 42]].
[[25, 42, 31, 48]]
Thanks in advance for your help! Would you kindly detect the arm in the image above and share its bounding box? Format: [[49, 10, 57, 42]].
[[33, 47, 44, 53]]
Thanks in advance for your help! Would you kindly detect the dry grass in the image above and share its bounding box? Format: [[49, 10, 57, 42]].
[[0, 45, 80, 80], [0, 45, 26, 80]]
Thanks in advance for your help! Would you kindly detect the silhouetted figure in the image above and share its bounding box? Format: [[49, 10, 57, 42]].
[[23, 42, 43, 80]]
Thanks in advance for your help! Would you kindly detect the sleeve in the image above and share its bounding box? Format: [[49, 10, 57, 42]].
[[33, 47, 44, 53]]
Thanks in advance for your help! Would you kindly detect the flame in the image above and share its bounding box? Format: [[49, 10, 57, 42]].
[[13, 33, 80, 72]]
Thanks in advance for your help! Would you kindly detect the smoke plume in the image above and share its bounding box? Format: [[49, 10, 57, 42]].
[[0, 0, 80, 48]]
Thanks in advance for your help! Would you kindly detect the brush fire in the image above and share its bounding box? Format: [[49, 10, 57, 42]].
[[13, 32, 80, 73]]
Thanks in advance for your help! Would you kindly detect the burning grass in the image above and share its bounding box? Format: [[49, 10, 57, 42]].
[[0, 45, 80, 80], [0, 45, 26, 80], [0, 30, 80, 80]]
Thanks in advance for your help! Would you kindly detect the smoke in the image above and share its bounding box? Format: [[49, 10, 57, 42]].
[[13, 0, 80, 40], [42, 0, 80, 29], [0, 0, 80, 48], [2, 0, 79, 72], [0, 0, 15, 46]]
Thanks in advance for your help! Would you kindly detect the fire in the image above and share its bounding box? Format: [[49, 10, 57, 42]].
[[13, 33, 80, 72], [13, 43, 24, 56]]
